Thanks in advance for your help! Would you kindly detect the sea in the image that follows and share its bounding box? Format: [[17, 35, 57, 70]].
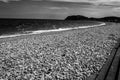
[[0, 18, 104, 38]]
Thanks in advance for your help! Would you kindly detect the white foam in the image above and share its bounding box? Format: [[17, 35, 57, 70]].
[[0, 22, 106, 39]]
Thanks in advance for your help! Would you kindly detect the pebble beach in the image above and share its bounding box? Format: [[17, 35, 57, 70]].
[[0, 22, 120, 80]]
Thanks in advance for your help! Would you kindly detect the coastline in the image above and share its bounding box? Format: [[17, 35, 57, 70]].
[[0, 22, 106, 39], [0, 22, 119, 80]]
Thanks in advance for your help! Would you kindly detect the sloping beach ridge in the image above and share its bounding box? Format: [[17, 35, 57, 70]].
[[0, 22, 120, 80]]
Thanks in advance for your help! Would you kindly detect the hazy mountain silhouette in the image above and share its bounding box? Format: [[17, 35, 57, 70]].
[[65, 15, 120, 23]]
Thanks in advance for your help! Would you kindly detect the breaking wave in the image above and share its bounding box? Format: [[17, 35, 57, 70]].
[[0, 22, 106, 39]]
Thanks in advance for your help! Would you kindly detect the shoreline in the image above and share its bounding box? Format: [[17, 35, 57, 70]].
[[0, 22, 106, 39]]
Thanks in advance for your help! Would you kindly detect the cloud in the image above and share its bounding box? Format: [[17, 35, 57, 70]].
[[48, 0, 120, 2], [30, 0, 120, 7], [45, 0, 120, 6], [48, 0, 90, 2], [48, 6, 68, 10], [32, 0, 44, 1], [0, 0, 20, 3], [113, 7, 120, 12]]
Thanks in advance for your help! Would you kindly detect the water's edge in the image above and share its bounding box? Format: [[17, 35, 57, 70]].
[[0, 22, 106, 39]]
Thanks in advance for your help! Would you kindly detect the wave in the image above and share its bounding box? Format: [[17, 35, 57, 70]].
[[0, 22, 106, 39]]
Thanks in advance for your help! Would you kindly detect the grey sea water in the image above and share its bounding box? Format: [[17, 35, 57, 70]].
[[0, 18, 99, 36]]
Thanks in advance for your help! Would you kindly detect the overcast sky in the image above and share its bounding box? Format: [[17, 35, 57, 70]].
[[0, 0, 120, 19]]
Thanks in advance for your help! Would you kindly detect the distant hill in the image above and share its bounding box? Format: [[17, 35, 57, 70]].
[[65, 15, 88, 20], [65, 15, 120, 23]]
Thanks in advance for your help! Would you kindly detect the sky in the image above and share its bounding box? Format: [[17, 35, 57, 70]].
[[0, 0, 120, 19]]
